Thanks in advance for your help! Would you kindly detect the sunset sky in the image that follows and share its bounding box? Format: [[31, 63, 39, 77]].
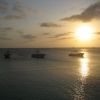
[[0, 0, 100, 48]]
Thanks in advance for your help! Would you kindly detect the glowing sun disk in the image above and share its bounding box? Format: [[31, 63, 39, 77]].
[[75, 24, 93, 41]]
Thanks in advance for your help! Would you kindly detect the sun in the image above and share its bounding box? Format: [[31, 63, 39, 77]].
[[75, 24, 94, 41]]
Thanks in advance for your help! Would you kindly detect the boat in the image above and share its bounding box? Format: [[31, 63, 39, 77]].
[[4, 50, 11, 59], [31, 50, 45, 58], [68, 53, 84, 57], [31, 53, 45, 58]]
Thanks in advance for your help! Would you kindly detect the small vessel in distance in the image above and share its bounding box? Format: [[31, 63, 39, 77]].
[[68, 53, 84, 57], [31, 50, 45, 58], [4, 50, 11, 59]]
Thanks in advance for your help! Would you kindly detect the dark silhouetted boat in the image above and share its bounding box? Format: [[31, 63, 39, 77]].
[[4, 50, 11, 59], [68, 53, 84, 57], [31, 50, 45, 58]]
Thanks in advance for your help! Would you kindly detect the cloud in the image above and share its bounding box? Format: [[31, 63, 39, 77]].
[[0, 27, 13, 32], [0, 27, 13, 30], [3, 15, 24, 20], [41, 33, 51, 35], [16, 30, 37, 40], [33, 9, 43, 16], [0, 0, 33, 20], [58, 36, 73, 40], [20, 34, 37, 43], [53, 33, 67, 38], [49, 33, 71, 39], [40, 22, 61, 27], [94, 32, 100, 35], [21, 34, 37, 40], [17, 30, 24, 35], [0, 0, 8, 12], [61, 2, 100, 22], [0, 36, 11, 40]]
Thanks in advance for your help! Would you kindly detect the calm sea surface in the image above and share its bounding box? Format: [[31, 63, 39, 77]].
[[0, 48, 100, 100]]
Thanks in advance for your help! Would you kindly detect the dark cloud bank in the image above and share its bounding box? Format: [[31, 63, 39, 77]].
[[61, 2, 100, 22]]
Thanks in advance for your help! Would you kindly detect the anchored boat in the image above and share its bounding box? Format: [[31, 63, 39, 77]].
[[31, 50, 45, 58], [4, 50, 11, 59], [68, 53, 84, 57]]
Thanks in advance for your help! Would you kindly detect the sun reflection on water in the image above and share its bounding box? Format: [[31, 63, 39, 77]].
[[80, 57, 89, 78], [74, 53, 89, 100]]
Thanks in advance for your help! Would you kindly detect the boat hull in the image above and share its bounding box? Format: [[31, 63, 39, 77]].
[[31, 54, 45, 58], [69, 53, 84, 57], [4, 54, 10, 59]]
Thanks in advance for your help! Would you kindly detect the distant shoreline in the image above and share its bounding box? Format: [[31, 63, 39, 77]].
[[0, 47, 100, 49]]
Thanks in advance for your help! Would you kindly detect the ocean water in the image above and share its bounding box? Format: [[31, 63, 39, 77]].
[[0, 48, 100, 100]]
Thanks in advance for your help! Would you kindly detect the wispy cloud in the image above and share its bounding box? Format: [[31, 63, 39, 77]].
[[0, 27, 13, 33], [0, 27, 13, 30], [94, 32, 100, 35], [49, 32, 72, 38], [57, 36, 73, 40], [17, 30, 24, 35], [61, 2, 100, 22], [21, 34, 37, 40], [0, 0, 33, 20], [33, 9, 43, 16], [16, 30, 38, 41], [0, 0, 8, 12], [40, 22, 62, 28], [50, 33, 67, 38], [20, 34, 37, 44], [0, 36, 11, 40], [41, 33, 51, 36]]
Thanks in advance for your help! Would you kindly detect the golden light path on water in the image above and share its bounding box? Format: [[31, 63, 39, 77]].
[[80, 57, 89, 78], [74, 52, 89, 100]]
